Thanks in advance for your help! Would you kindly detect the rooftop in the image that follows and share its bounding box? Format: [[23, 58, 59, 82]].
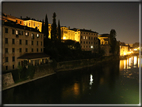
[[3, 20, 41, 33]]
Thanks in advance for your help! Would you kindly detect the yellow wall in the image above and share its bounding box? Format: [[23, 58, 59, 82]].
[[24, 20, 42, 32]]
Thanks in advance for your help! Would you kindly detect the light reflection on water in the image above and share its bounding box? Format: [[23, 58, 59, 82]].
[[2, 55, 140, 104]]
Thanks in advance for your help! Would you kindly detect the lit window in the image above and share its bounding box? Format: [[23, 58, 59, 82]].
[[16, 30, 18, 35], [25, 32, 29, 36], [37, 34, 39, 38], [91, 46, 93, 48], [83, 36, 85, 39]]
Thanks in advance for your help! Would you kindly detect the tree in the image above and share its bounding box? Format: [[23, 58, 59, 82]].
[[58, 20, 61, 42], [109, 29, 117, 55], [51, 12, 57, 41], [44, 14, 49, 39]]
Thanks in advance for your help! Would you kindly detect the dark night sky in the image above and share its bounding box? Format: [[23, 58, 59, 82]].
[[2, 2, 139, 44]]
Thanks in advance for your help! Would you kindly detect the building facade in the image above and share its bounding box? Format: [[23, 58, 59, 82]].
[[98, 34, 112, 56], [2, 20, 49, 72]]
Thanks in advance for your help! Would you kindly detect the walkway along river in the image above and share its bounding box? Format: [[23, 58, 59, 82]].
[[2, 55, 140, 104]]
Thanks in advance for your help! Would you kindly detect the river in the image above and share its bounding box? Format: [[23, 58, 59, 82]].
[[2, 55, 140, 104]]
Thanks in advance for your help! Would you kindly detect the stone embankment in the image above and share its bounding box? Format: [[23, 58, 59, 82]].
[[2, 56, 119, 91]]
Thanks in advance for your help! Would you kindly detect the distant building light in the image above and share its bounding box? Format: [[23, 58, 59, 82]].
[[91, 46, 93, 48], [63, 37, 66, 40], [37, 34, 39, 38]]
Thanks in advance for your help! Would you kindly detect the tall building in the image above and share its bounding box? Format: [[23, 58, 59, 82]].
[[2, 20, 49, 72], [70, 28, 99, 52]]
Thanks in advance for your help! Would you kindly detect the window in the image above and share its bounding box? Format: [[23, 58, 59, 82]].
[[32, 41, 34, 45], [12, 39, 15, 44], [19, 48, 22, 53], [25, 48, 28, 52], [81, 41, 82, 44], [18, 30, 21, 35], [12, 48, 15, 53], [84, 41, 85, 44], [91, 37, 93, 40], [20, 21, 21, 24], [37, 34, 39, 38], [83, 36, 85, 39], [6, 66, 8, 70], [12, 56, 15, 62], [5, 28, 8, 33], [37, 41, 38, 45], [31, 48, 33, 52], [5, 57, 8, 62], [5, 48, 8, 53], [91, 46, 93, 48], [86, 41, 88, 44], [13, 65, 14, 69], [25, 32, 29, 36], [18, 62, 20, 66], [89, 37, 90, 40], [41, 48, 42, 52], [12, 29, 15, 34], [86, 36, 88, 39], [19, 39, 22, 44], [16, 30, 18, 35], [37, 48, 38, 52], [25, 40, 28, 45], [16, 20, 17, 23], [31, 33, 34, 39], [21, 31, 23, 35], [41, 42, 42, 46], [81, 36, 82, 39], [41, 35, 42, 38], [5, 38, 8, 44], [89, 42, 90, 44]]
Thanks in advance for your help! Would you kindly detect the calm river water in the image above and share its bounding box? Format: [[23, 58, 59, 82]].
[[2, 55, 140, 104]]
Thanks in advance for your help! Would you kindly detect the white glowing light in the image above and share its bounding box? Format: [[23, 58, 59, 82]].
[[91, 46, 93, 48], [63, 37, 66, 39]]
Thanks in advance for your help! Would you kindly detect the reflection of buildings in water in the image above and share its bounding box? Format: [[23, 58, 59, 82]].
[[119, 60, 124, 71], [89, 74, 93, 85], [124, 60, 127, 70], [73, 83, 80, 96], [134, 56, 137, 68]]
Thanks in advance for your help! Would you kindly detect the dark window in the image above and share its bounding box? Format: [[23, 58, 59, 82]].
[[12, 39, 15, 44], [89, 37, 90, 40], [20, 21, 21, 24], [84, 41, 85, 44], [37, 41, 38, 45], [37, 48, 38, 52], [18, 62, 20, 66], [12, 48, 15, 53], [94, 37, 96, 40], [86, 41, 88, 44], [13, 65, 14, 69], [5, 28, 8, 33], [81, 36, 82, 39], [12, 56, 15, 62], [6, 66, 8, 70], [19, 39, 22, 44], [81, 41, 82, 44], [16, 20, 17, 23], [41, 48, 42, 52], [21, 31, 23, 35], [5, 57, 8, 62], [19, 48, 22, 53], [18, 30, 21, 35], [5, 48, 8, 53], [91, 37, 93, 40], [32, 41, 33, 45], [25, 48, 28, 52], [31, 48, 33, 52], [5, 38, 8, 44], [25, 40, 28, 45], [41, 42, 42, 46], [89, 42, 90, 44], [12, 29, 15, 34]]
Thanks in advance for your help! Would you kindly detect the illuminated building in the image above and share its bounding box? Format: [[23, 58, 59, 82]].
[[2, 13, 24, 25], [120, 45, 129, 56], [2, 20, 49, 71], [69, 28, 99, 52], [98, 34, 112, 56]]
